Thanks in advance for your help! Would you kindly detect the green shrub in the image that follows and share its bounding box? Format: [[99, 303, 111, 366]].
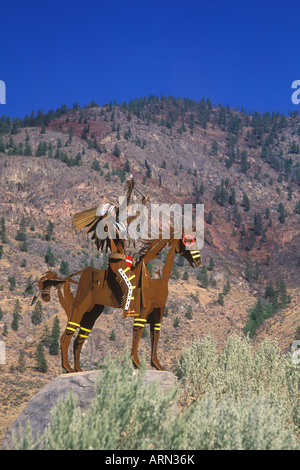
[[177, 335, 217, 402], [177, 334, 300, 432], [244, 281, 291, 337], [12, 336, 300, 450], [183, 392, 299, 450], [13, 350, 183, 450]]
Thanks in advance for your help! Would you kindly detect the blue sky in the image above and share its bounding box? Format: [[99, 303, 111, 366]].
[[1, 0, 300, 117]]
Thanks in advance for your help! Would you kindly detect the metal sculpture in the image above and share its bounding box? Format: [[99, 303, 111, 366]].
[[36, 178, 201, 372]]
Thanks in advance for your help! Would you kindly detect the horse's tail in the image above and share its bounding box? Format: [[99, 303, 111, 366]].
[[36, 270, 66, 304], [34, 270, 83, 318]]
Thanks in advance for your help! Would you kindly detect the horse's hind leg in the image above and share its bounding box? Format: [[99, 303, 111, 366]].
[[61, 329, 76, 373], [61, 267, 94, 373], [131, 307, 149, 368], [149, 307, 165, 371], [73, 305, 104, 372]]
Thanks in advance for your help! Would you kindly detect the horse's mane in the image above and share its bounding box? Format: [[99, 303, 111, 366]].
[[134, 224, 183, 264]]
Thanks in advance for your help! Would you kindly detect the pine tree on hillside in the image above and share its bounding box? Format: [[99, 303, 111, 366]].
[[253, 213, 263, 236], [197, 266, 209, 288], [214, 184, 227, 206], [11, 299, 22, 331], [0, 218, 7, 243], [49, 316, 60, 356], [124, 159, 131, 173], [241, 150, 248, 173], [31, 300, 43, 326], [233, 205, 241, 227], [265, 282, 278, 308], [109, 330, 116, 341], [223, 280, 231, 295], [145, 161, 152, 179], [59, 260, 70, 276], [44, 221, 54, 241], [171, 261, 180, 279], [277, 279, 291, 306], [182, 270, 189, 280], [0, 138, 5, 153], [112, 144, 120, 158], [217, 293, 224, 305], [245, 261, 253, 284], [243, 297, 274, 338], [228, 188, 236, 205], [207, 210, 213, 225], [208, 258, 215, 271], [35, 342, 48, 372], [19, 240, 28, 252], [211, 140, 218, 156], [45, 246, 56, 267], [278, 203, 286, 223], [41, 324, 51, 348], [92, 160, 101, 171], [8, 275, 16, 291], [185, 305, 193, 319], [25, 275, 33, 295], [199, 181, 205, 195], [242, 193, 250, 211], [3, 323, 8, 336], [15, 216, 27, 242], [17, 350, 26, 372]]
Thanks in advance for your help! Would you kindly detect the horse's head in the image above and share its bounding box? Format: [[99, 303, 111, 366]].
[[175, 234, 202, 268]]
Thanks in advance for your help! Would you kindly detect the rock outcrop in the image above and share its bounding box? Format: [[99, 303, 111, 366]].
[[2, 369, 177, 450]]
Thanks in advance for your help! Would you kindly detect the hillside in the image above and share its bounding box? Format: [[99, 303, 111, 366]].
[[0, 96, 299, 442]]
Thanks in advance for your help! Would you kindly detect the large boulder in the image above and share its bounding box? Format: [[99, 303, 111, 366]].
[[2, 369, 177, 450]]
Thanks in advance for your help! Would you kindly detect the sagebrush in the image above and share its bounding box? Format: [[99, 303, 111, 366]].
[[13, 335, 300, 450]]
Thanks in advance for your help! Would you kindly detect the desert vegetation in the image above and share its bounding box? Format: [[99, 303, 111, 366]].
[[12, 335, 300, 450]]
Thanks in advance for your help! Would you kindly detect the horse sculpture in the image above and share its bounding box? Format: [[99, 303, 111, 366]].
[[35, 177, 201, 372], [37, 230, 201, 373]]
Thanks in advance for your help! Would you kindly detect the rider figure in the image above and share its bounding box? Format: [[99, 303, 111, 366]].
[[95, 175, 149, 272]]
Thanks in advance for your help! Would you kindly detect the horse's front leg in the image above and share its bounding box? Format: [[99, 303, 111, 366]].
[[73, 305, 104, 372], [150, 307, 165, 371]]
